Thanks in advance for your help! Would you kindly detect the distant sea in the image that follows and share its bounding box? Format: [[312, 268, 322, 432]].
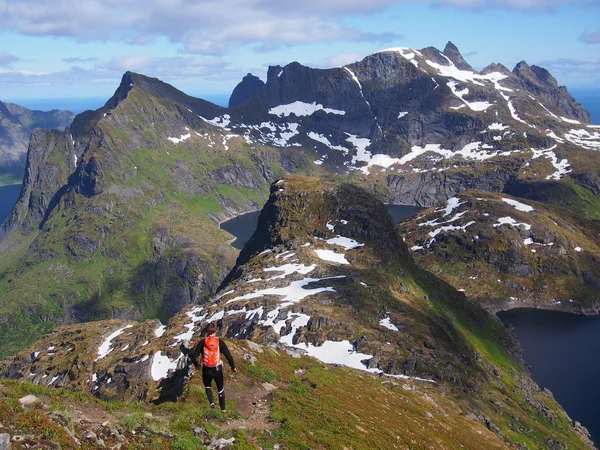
[[570, 88, 600, 125]]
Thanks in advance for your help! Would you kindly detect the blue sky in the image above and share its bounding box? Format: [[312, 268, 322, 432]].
[[0, 0, 599, 106]]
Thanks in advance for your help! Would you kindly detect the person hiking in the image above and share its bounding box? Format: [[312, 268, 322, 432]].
[[190, 322, 237, 412]]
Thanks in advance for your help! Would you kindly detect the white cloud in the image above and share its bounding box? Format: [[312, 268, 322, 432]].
[[0, 55, 232, 91], [579, 29, 600, 44], [535, 57, 600, 85], [0, 0, 590, 57], [0, 50, 19, 67], [63, 57, 100, 64], [0, 0, 400, 55], [435, 0, 592, 10]]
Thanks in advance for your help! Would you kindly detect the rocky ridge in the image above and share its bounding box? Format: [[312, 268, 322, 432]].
[[0, 176, 595, 448], [215, 42, 600, 208]]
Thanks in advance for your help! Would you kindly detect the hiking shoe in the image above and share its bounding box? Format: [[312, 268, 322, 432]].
[[210, 403, 216, 409], [221, 409, 226, 413]]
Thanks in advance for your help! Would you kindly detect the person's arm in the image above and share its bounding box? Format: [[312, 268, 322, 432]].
[[219, 340, 236, 371], [190, 339, 204, 368]]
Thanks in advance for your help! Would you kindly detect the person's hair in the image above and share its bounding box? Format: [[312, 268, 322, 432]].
[[205, 322, 218, 336]]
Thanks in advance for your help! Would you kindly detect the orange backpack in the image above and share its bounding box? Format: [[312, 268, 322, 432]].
[[203, 336, 222, 367]]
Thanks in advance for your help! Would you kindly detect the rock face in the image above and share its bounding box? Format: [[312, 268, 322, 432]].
[[0, 101, 75, 184], [228, 73, 265, 107], [0, 176, 595, 449], [398, 191, 600, 312], [1, 129, 76, 237], [0, 100, 30, 176]]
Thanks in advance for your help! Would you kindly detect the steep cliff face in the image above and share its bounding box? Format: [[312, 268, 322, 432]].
[[0, 100, 30, 182], [0, 101, 75, 185], [0, 72, 311, 357], [1, 129, 76, 237], [398, 191, 600, 312], [1, 177, 594, 449]]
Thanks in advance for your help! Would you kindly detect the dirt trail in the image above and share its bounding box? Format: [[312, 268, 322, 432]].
[[220, 378, 280, 432]]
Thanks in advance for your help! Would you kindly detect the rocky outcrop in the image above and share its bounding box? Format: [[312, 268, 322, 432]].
[[512, 61, 590, 123], [228, 73, 265, 107], [442, 41, 474, 71], [398, 191, 600, 310]]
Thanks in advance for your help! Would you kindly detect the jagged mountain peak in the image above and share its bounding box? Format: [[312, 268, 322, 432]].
[[442, 41, 474, 71], [480, 62, 512, 75], [229, 72, 265, 107]]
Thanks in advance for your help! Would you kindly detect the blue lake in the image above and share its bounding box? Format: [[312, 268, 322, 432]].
[[498, 309, 600, 446], [0, 184, 21, 224], [220, 204, 423, 250]]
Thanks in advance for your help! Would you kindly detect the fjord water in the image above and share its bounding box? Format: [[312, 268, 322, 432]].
[[0, 184, 21, 223], [498, 309, 600, 445], [221, 205, 423, 249]]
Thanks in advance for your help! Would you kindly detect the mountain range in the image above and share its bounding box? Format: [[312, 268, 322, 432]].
[[0, 41, 599, 448]]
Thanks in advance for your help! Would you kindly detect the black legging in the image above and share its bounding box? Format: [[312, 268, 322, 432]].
[[202, 366, 226, 410]]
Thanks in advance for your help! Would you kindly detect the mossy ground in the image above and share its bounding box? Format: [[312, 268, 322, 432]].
[[0, 336, 590, 449]]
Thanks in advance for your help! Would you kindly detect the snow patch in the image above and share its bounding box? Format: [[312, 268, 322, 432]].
[[269, 101, 345, 118], [167, 133, 191, 144], [502, 198, 534, 212], [95, 325, 134, 361], [493, 216, 531, 230], [315, 249, 349, 265], [307, 132, 348, 154], [379, 317, 399, 331], [151, 351, 181, 381]]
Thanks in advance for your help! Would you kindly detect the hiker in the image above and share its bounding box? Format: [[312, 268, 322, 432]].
[[190, 322, 237, 412]]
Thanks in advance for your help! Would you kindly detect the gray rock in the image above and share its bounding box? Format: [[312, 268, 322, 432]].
[[262, 382, 277, 392], [245, 340, 263, 353], [18, 394, 40, 409], [208, 437, 235, 449], [0, 433, 10, 450], [242, 353, 257, 364], [83, 430, 97, 440]]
